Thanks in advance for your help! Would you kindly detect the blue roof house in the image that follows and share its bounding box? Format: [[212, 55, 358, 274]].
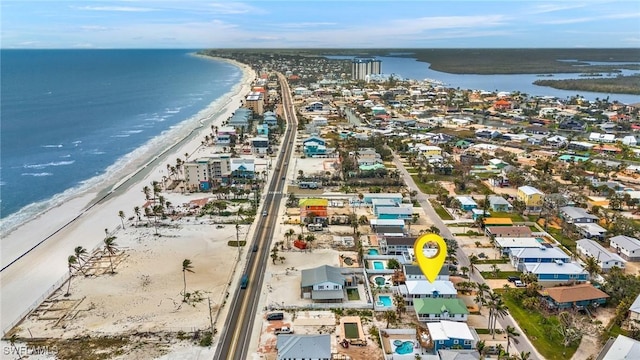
[[228, 107, 252, 130], [376, 205, 414, 220], [264, 114, 278, 126], [362, 193, 403, 206], [455, 196, 478, 211], [302, 136, 327, 157], [509, 247, 571, 271], [257, 123, 269, 137], [230, 159, 255, 179], [523, 261, 588, 286]]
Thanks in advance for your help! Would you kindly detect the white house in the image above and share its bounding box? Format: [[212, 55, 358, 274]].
[[576, 239, 625, 272], [398, 280, 457, 305], [610, 235, 640, 262], [622, 135, 638, 146], [589, 132, 616, 143]]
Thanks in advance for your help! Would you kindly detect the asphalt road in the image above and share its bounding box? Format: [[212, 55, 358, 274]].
[[213, 74, 297, 360], [392, 154, 544, 360]]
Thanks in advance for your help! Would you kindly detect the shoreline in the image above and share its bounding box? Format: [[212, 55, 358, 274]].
[[0, 56, 256, 334]]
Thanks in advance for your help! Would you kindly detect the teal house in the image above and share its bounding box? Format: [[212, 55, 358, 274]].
[[257, 123, 269, 137], [302, 136, 327, 157], [413, 298, 469, 322]]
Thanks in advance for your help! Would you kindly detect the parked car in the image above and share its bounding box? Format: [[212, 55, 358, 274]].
[[266, 312, 284, 321], [507, 276, 520, 283], [349, 339, 367, 346], [514, 280, 526, 287], [274, 326, 293, 335]]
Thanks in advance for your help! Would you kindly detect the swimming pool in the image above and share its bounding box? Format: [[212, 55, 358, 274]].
[[374, 276, 386, 286], [373, 261, 384, 270], [536, 238, 545, 244], [368, 249, 380, 255], [379, 295, 392, 307], [394, 340, 414, 355]]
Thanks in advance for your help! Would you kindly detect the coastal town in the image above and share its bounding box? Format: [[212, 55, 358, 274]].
[[4, 51, 640, 360]]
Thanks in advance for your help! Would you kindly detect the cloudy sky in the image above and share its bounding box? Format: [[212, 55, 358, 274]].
[[2, 1, 639, 49]]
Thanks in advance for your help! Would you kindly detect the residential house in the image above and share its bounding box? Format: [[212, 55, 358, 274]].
[[438, 350, 481, 360], [228, 107, 252, 130], [230, 158, 255, 179], [489, 196, 513, 212], [369, 219, 405, 231], [379, 236, 417, 256], [413, 298, 469, 322], [538, 283, 609, 310], [305, 101, 324, 112], [419, 145, 443, 158], [482, 218, 513, 227], [596, 335, 640, 360], [299, 198, 328, 224], [610, 235, 640, 261], [629, 294, 640, 322], [522, 261, 588, 287], [495, 237, 546, 255], [276, 334, 331, 360], [311, 116, 328, 127], [375, 205, 414, 220], [398, 280, 457, 305], [302, 135, 327, 157], [509, 246, 571, 271], [622, 135, 637, 146], [589, 132, 616, 143], [427, 321, 479, 353], [216, 126, 236, 144], [558, 119, 586, 131], [300, 265, 345, 302], [404, 264, 450, 281], [250, 136, 269, 155], [517, 186, 544, 212], [559, 206, 599, 224], [577, 239, 626, 271], [362, 193, 403, 205], [575, 222, 608, 240], [485, 226, 533, 238], [256, 123, 269, 137], [263, 113, 278, 126], [455, 196, 478, 211]]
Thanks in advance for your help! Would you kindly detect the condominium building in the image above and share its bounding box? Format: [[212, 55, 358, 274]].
[[351, 57, 382, 80], [183, 154, 232, 191]]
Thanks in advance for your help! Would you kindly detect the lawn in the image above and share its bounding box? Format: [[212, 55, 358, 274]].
[[411, 175, 446, 194], [546, 227, 577, 251], [500, 290, 578, 360], [490, 211, 525, 222], [429, 199, 454, 220], [480, 271, 521, 279], [476, 259, 509, 264], [346, 288, 360, 301]]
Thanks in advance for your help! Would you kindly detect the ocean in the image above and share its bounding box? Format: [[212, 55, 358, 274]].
[[0, 49, 242, 233]]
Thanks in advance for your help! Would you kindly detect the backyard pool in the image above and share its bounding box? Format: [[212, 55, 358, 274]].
[[374, 276, 386, 286], [378, 295, 392, 307], [536, 237, 546, 243], [368, 248, 380, 255], [373, 261, 384, 270], [394, 340, 415, 355]]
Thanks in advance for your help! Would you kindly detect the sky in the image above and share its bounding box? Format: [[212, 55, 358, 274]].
[[2, 1, 640, 49]]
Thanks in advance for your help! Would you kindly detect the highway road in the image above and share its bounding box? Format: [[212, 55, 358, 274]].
[[392, 154, 544, 360], [214, 73, 297, 360]]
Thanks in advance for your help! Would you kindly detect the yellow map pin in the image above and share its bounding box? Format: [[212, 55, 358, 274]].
[[413, 233, 447, 283]]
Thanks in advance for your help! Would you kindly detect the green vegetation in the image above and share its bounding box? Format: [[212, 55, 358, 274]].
[[501, 290, 578, 360], [480, 271, 521, 279], [490, 212, 525, 222], [411, 175, 444, 194], [534, 74, 640, 95], [227, 241, 247, 247], [429, 199, 454, 220], [476, 259, 509, 264], [546, 227, 576, 251], [346, 288, 360, 301]]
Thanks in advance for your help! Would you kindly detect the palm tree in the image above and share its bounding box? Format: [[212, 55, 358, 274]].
[[475, 340, 487, 360], [182, 259, 195, 302], [382, 310, 396, 328], [284, 228, 296, 248], [103, 236, 118, 274], [393, 293, 406, 318], [134, 206, 141, 225], [74, 246, 88, 274], [505, 325, 520, 354], [118, 210, 126, 229], [469, 254, 479, 273], [66, 255, 79, 296], [584, 256, 601, 279], [491, 297, 508, 339], [514, 351, 531, 360]]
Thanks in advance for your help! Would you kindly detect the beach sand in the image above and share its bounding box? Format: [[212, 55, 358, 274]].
[[0, 56, 257, 343]]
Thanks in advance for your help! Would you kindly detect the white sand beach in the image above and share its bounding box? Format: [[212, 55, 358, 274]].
[[0, 57, 257, 339]]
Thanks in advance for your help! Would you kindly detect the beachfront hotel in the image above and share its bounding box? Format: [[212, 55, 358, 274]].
[[351, 57, 381, 80]]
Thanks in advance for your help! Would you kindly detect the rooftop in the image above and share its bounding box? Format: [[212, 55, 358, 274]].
[[538, 283, 609, 303]]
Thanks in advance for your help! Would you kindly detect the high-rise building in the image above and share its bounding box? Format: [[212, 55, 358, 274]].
[[351, 57, 382, 80]]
